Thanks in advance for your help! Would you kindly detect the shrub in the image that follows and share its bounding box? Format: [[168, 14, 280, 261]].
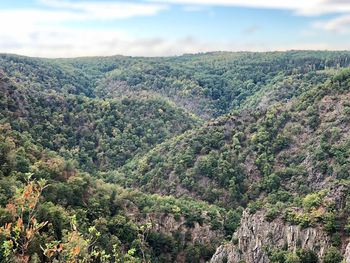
[[302, 191, 327, 211], [265, 207, 279, 222], [322, 247, 342, 263], [297, 249, 318, 263]]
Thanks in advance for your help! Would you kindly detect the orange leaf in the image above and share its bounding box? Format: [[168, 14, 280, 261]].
[[5, 223, 12, 230], [72, 246, 81, 256], [16, 218, 23, 228], [26, 228, 33, 239]]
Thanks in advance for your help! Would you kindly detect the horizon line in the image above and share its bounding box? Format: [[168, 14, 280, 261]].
[[1, 49, 350, 60]]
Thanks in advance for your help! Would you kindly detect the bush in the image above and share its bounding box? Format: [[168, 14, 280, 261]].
[[302, 191, 326, 211], [297, 249, 318, 263], [147, 232, 175, 257], [265, 207, 279, 222], [322, 247, 342, 263], [323, 212, 339, 234]]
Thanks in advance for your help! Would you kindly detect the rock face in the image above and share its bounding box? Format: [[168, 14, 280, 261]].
[[140, 212, 224, 244], [345, 243, 350, 263], [211, 210, 330, 263]]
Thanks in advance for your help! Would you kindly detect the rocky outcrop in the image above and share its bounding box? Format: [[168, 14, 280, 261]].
[[345, 243, 350, 263], [211, 210, 330, 263], [140, 212, 224, 244]]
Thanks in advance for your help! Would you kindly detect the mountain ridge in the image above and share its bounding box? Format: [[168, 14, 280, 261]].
[[1, 51, 350, 262]]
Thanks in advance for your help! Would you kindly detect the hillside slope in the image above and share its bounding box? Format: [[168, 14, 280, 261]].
[[3, 51, 350, 119], [0, 70, 200, 172], [1, 52, 350, 262], [119, 68, 350, 261], [0, 70, 229, 262]]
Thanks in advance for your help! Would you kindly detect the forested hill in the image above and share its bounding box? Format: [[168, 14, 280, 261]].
[[2, 51, 350, 118], [1, 51, 350, 262], [0, 69, 200, 172]]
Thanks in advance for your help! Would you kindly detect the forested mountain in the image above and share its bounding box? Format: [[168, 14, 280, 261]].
[[1, 51, 350, 263], [0, 70, 199, 172], [2, 51, 350, 118]]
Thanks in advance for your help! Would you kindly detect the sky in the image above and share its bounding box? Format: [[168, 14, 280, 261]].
[[0, 0, 350, 57]]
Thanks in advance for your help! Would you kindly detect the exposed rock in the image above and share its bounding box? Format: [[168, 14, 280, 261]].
[[138, 212, 224, 244], [345, 243, 350, 263], [125, 209, 224, 262], [211, 210, 330, 263]]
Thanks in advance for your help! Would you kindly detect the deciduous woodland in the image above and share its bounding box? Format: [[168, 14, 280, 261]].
[[1, 51, 350, 262]]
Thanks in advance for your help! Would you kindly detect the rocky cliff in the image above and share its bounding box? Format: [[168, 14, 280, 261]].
[[211, 210, 331, 263]]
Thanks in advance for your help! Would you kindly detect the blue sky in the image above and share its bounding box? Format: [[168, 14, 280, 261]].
[[0, 0, 350, 57]]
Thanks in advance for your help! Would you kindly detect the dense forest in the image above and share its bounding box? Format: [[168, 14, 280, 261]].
[[1, 51, 350, 262]]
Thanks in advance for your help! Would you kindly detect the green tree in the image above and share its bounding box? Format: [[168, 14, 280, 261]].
[[322, 247, 342, 263]]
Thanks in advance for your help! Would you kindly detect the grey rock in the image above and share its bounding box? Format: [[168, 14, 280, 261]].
[[211, 210, 330, 263]]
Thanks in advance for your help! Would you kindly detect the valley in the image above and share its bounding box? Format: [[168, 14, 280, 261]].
[[1, 51, 350, 262]]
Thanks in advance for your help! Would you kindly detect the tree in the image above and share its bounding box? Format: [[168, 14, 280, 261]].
[[322, 247, 343, 263], [0, 178, 48, 263], [297, 249, 318, 263]]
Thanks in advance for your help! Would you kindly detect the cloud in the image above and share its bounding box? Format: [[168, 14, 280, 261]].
[[0, 0, 349, 57], [0, 21, 346, 58], [39, 0, 167, 20], [0, 0, 170, 57], [148, 0, 350, 16], [314, 15, 350, 33], [0, 1, 190, 57], [0, 24, 228, 57], [242, 26, 260, 35], [0, 1, 167, 35], [0, 6, 347, 58]]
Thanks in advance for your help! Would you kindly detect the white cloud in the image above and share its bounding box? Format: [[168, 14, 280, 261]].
[[0, 21, 346, 58], [148, 0, 350, 38], [0, 0, 170, 57], [0, 8, 348, 58], [314, 15, 350, 33], [242, 26, 260, 35], [0, 24, 227, 57], [148, 0, 350, 16], [39, 0, 167, 20], [0, 1, 170, 57], [0, 0, 349, 57]]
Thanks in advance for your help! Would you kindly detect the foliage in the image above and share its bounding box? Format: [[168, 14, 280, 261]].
[[322, 247, 343, 263], [0, 178, 48, 263], [2, 51, 350, 261]]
